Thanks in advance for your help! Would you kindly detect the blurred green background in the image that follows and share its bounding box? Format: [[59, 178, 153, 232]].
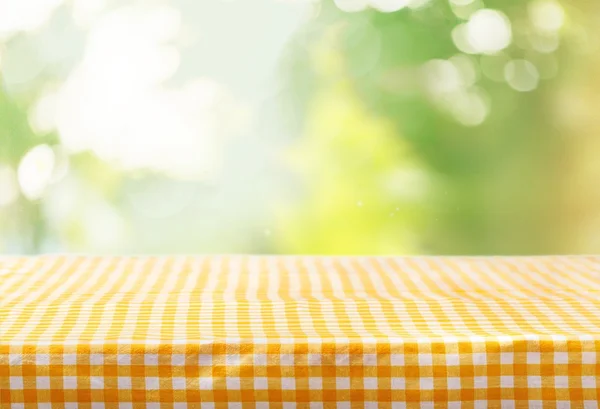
[[1, 0, 599, 255]]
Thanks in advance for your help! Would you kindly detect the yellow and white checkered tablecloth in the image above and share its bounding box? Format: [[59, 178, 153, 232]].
[[1, 256, 599, 408]]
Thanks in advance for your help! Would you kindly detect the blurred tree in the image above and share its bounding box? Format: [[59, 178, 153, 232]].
[[277, 25, 428, 254], [280, 0, 577, 254]]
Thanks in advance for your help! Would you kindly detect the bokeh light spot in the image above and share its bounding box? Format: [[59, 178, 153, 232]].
[[18, 144, 56, 200], [466, 9, 512, 54], [447, 87, 490, 126], [449, 54, 479, 86], [504, 59, 540, 92], [29, 89, 59, 135], [528, 0, 564, 33], [334, 0, 369, 12], [529, 31, 560, 53], [422, 59, 463, 94], [370, 0, 410, 12], [451, 24, 477, 54], [0, 165, 19, 207], [449, 0, 483, 19], [449, 0, 475, 6], [422, 57, 490, 126], [0, 0, 63, 39]]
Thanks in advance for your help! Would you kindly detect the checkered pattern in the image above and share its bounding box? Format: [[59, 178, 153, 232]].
[[1, 256, 599, 408]]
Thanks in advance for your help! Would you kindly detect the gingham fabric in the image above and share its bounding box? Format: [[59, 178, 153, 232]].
[[1, 256, 599, 409]]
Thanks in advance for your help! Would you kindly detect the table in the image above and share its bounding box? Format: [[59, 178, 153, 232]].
[[1, 256, 599, 408]]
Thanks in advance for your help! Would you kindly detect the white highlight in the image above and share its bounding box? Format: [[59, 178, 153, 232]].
[[504, 59, 540, 92], [334, 0, 369, 12], [465, 9, 512, 54], [334, 0, 427, 12], [53, 5, 247, 180], [422, 56, 489, 126], [17, 145, 56, 200], [0, 165, 19, 207], [0, 0, 63, 38], [529, 0, 564, 32]]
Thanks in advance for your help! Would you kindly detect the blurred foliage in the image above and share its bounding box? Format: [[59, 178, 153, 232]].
[[280, 0, 600, 254], [277, 27, 427, 254], [1, 0, 600, 254]]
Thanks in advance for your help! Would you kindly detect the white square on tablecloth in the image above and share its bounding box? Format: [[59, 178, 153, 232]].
[[527, 352, 540, 364], [582, 376, 596, 388], [199, 354, 212, 366], [420, 377, 433, 390], [418, 354, 432, 366], [501, 352, 513, 364], [555, 376, 568, 388], [145, 377, 159, 390], [364, 354, 377, 366], [309, 377, 322, 390], [308, 353, 321, 365], [280, 354, 294, 365], [391, 354, 404, 365], [281, 377, 295, 390], [528, 376, 541, 388], [337, 377, 350, 389], [447, 377, 461, 389], [9, 354, 22, 365], [90, 376, 104, 389], [554, 352, 568, 364], [199, 377, 212, 390], [117, 354, 130, 365], [255, 377, 268, 389], [226, 354, 240, 366], [118, 377, 132, 389], [64, 376, 77, 389], [582, 352, 596, 364], [37, 376, 50, 389], [473, 353, 486, 365], [226, 377, 241, 390], [474, 376, 487, 388], [90, 354, 104, 365], [172, 377, 186, 389], [36, 354, 50, 365], [446, 353, 460, 366], [144, 354, 158, 365], [254, 354, 267, 366], [172, 354, 185, 366], [391, 377, 405, 390], [475, 400, 487, 409], [364, 377, 378, 389]]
